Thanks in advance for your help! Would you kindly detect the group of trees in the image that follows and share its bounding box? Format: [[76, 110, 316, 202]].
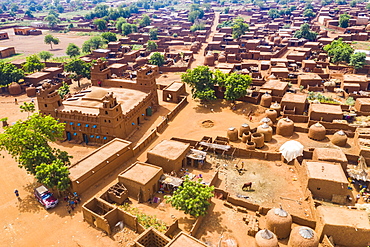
[[181, 66, 252, 102], [188, 4, 205, 23], [294, 23, 317, 41], [216, 17, 249, 39], [0, 107, 72, 193], [0, 62, 24, 87], [324, 38, 366, 69]]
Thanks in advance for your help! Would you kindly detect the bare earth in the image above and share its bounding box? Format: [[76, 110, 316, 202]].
[[0, 28, 93, 62]]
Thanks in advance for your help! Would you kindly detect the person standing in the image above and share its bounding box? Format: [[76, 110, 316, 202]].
[[14, 189, 19, 198]]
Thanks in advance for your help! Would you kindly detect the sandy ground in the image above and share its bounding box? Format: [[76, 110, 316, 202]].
[[0, 28, 92, 62], [0, 11, 364, 247]]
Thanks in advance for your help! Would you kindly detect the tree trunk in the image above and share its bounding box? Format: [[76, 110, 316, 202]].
[[77, 79, 81, 88], [50, 43, 53, 50]]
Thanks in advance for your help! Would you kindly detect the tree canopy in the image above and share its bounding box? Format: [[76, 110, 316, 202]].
[[44, 34, 60, 50], [339, 13, 351, 28], [232, 17, 249, 39], [64, 58, 91, 87], [22, 54, 45, 73], [181, 66, 216, 101], [82, 36, 104, 53], [149, 52, 165, 67], [35, 159, 70, 192], [38, 51, 53, 62], [57, 82, 70, 99], [165, 177, 214, 217], [146, 40, 158, 51], [44, 14, 60, 27], [349, 52, 367, 70], [0, 112, 71, 175], [303, 9, 316, 18], [294, 23, 317, 41], [66, 43, 81, 58], [101, 32, 117, 43], [93, 18, 107, 30], [268, 9, 281, 19], [139, 14, 151, 27], [324, 38, 354, 64], [0, 62, 24, 87], [149, 28, 158, 40], [224, 73, 252, 101]]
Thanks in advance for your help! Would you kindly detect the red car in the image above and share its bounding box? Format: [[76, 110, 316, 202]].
[[34, 185, 59, 209]]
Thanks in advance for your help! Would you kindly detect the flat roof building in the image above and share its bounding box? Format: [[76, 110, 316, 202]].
[[315, 206, 370, 247], [118, 162, 163, 202], [147, 140, 191, 173]]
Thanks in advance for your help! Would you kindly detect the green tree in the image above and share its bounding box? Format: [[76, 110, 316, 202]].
[[213, 69, 228, 87], [0, 113, 70, 175], [0, 62, 24, 87], [339, 13, 351, 28], [190, 21, 205, 32], [350, 0, 356, 7], [66, 43, 80, 58], [35, 159, 71, 193], [294, 23, 317, 41], [20, 102, 35, 118], [149, 52, 165, 66], [38, 51, 53, 62], [146, 40, 158, 51], [82, 36, 104, 53], [23, 54, 45, 73], [349, 52, 367, 69], [44, 34, 60, 49], [93, 18, 107, 30], [57, 82, 70, 98], [268, 9, 281, 19], [139, 14, 151, 27], [165, 178, 214, 217], [25, 9, 34, 18], [224, 73, 252, 102], [232, 17, 249, 39], [303, 9, 316, 18], [101, 32, 117, 43], [56, 4, 64, 13], [181, 66, 216, 101], [324, 38, 354, 64], [367, 2, 370, 10], [115, 17, 127, 32], [64, 58, 91, 87], [44, 14, 60, 27], [149, 28, 158, 40], [121, 23, 136, 36]]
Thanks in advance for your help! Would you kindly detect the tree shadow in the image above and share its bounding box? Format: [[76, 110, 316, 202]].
[[194, 202, 228, 238], [49, 48, 63, 52], [193, 99, 229, 113], [16, 194, 43, 213]]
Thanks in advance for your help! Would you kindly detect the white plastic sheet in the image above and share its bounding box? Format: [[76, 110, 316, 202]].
[[279, 140, 304, 162]]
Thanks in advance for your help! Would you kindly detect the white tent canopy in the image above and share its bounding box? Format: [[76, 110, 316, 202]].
[[279, 140, 304, 162]]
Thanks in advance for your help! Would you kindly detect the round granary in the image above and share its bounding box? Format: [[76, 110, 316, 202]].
[[266, 207, 292, 239], [240, 123, 251, 137], [261, 93, 272, 107], [265, 109, 278, 123], [227, 127, 239, 141], [331, 130, 347, 147], [308, 123, 326, 141], [270, 102, 281, 116], [287, 226, 319, 247], [8, 82, 22, 95], [260, 117, 273, 126], [242, 131, 251, 143], [255, 229, 279, 247], [252, 132, 264, 148], [276, 117, 294, 137], [257, 123, 273, 142]]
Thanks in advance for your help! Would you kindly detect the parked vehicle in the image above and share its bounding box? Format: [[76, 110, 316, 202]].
[[34, 185, 58, 209]]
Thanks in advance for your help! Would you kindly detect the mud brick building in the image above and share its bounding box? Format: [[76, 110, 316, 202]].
[[36, 60, 159, 144]]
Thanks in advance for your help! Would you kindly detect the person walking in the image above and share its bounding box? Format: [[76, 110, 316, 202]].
[[14, 189, 19, 198]]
